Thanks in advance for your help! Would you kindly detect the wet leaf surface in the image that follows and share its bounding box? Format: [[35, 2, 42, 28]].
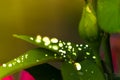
[[61, 60, 105, 80], [0, 48, 58, 78]]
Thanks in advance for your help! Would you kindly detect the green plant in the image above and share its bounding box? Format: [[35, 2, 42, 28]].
[[0, 0, 120, 80]]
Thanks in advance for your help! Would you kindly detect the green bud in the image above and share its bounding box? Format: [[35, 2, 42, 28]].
[[79, 3, 99, 41]]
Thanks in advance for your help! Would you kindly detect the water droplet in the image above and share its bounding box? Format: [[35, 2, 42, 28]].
[[30, 37, 34, 40], [49, 45, 52, 48], [74, 63, 81, 71], [80, 44, 83, 47], [58, 42, 63, 47], [68, 61, 72, 64], [43, 37, 50, 45], [72, 52, 77, 56], [35, 35, 41, 43], [52, 45, 59, 50], [84, 56, 87, 59], [67, 42, 71, 45], [65, 45, 68, 48], [72, 48, 75, 52], [12, 62, 16, 65], [8, 64, 12, 67], [25, 54, 28, 59], [92, 56, 96, 59], [59, 50, 66, 54], [54, 54, 57, 57], [51, 38, 58, 43], [63, 55, 66, 58], [85, 44, 88, 47], [61, 53, 64, 56], [45, 54, 48, 57], [44, 41, 50, 46], [68, 46, 72, 49], [21, 57, 24, 62], [91, 71, 94, 74], [16, 59, 21, 63], [86, 52, 90, 55], [2, 64, 7, 67], [54, 54, 57, 58], [78, 48, 82, 51], [63, 42, 66, 45], [36, 60, 40, 62], [76, 44, 79, 47], [85, 69, 88, 72]]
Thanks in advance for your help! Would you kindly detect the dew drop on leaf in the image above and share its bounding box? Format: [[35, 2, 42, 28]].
[[67, 42, 71, 46], [35, 35, 42, 43], [92, 56, 96, 59], [51, 38, 58, 43], [36, 60, 40, 62], [91, 71, 94, 74], [58, 42, 63, 47], [72, 52, 77, 56], [74, 63, 81, 71], [85, 69, 88, 72], [45, 54, 48, 57], [16, 58, 21, 63], [25, 54, 28, 59], [30, 37, 34, 41], [85, 44, 88, 47], [42, 36, 51, 46], [2, 64, 7, 67], [80, 44, 83, 47], [86, 52, 90, 55], [78, 48, 82, 51], [52, 45, 59, 50], [8, 63, 12, 67]]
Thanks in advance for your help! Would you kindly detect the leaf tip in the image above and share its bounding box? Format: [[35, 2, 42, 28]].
[[13, 34, 20, 38]]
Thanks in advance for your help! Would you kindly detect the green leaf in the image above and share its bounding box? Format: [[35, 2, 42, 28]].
[[61, 62, 82, 80], [26, 63, 62, 80], [97, 0, 120, 33], [0, 48, 58, 78], [61, 60, 105, 80], [13, 34, 97, 63]]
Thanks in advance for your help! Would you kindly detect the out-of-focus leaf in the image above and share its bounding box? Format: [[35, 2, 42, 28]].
[[26, 63, 62, 80], [97, 0, 120, 33], [0, 48, 59, 78], [113, 74, 120, 80], [61, 60, 105, 80], [13, 34, 97, 63]]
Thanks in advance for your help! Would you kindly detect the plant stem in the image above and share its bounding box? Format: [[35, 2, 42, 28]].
[[102, 33, 114, 80], [102, 33, 114, 73], [88, 40, 103, 70]]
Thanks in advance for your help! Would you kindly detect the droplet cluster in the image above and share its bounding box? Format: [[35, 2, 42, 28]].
[[30, 35, 96, 63], [2, 54, 28, 68], [2, 35, 96, 69]]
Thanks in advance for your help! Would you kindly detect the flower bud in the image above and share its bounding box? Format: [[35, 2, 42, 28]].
[[79, 3, 99, 41]]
